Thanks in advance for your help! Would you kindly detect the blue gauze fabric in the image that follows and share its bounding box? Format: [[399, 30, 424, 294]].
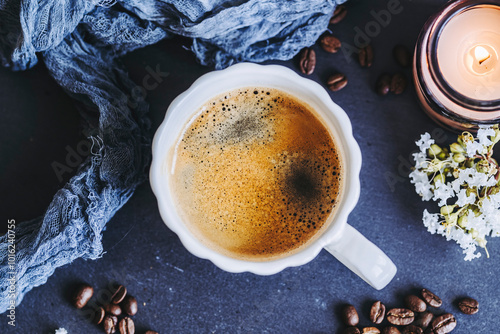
[[0, 0, 344, 313]]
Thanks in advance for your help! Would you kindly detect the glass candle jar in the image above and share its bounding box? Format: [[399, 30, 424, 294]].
[[413, 0, 500, 132]]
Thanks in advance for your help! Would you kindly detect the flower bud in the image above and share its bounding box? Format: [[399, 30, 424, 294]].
[[459, 132, 474, 146], [476, 159, 490, 173], [466, 187, 477, 197], [433, 173, 446, 185], [427, 144, 442, 157], [493, 128, 500, 144], [458, 215, 468, 228], [490, 186, 500, 195], [440, 205, 457, 216], [470, 228, 479, 239], [477, 238, 487, 248], [452, 153, 466, 163], [490, 165, 498, 177], [472, 207, 481, 216], [450, 142, 466, 154], [437, 151, 447, 160]]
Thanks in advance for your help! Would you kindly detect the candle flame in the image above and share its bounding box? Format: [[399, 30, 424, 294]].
[[475, 46, 491, 65]]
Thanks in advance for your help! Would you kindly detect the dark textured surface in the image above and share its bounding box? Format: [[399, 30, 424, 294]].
[[1, 0, 500, 333]]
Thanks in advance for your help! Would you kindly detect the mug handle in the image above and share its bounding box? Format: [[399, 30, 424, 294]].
[[324, 223, 397, 290]]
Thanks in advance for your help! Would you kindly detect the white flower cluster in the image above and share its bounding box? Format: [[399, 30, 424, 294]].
[[409, 126, 500, 261]]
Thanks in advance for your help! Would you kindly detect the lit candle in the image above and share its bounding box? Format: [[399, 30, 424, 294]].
[[413, 1, 500, 132], [437, 6, 500, 101]]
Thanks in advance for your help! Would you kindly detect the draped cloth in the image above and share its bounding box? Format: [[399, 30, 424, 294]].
[[0, 0, 342, 312]]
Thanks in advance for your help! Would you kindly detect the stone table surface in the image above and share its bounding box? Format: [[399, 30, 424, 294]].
[[1, 0, 499, 333]]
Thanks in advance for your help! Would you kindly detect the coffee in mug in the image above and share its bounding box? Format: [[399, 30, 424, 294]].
[[168, 87, 343, 261]]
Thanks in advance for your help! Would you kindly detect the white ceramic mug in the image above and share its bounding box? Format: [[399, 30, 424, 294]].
[[150, 63, 397, 290]]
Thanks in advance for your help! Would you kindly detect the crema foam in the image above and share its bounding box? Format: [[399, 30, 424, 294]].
[[169, 87, 343, 261]]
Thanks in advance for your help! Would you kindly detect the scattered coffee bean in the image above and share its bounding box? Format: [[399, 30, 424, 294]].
[[402, 325, 423, 334], [457, 297, 479, 315], [430, 313, 456, 334], [387, 308, 415, 326], [376, 74, 391, 95], [382, 327, 401, 334], [405, 295, 427, 313], [320, 33, 341, 53], [118, 317, 135, 334], [414, 311, 434, 330], [111, 285, 127, 304], [422, 289, 442, 308], [342, 304, 360, 327], [362, 327, 381, 334], [336, 289, 475, 334], [327, 73, 348, 92], [390, 72, 407, 95], [121, 295, 138, 316], [73, 283, 94, 309], [104, 303, 122, 316], [343, 327, 361, 334], [330, 5, 347, 24], [94, 306, 105, 325], [71, 282, 155, 333], [359, 45, 374, 68], [370, 301, 386, 324], [103, 314, 118, 334], [299, 48, 316, 75], [393, 45, 411, 67]]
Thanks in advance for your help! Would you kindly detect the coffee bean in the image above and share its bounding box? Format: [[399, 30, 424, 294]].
[[422, 289, 442, 308], [103, 314, 118, 334], [430, 314, 456, 334], [118, 317, 135, 334], [370, 301, 386, 324], [94, 306, 105, 325], [376, 74, 391, 95], [457, 297, 479, 315], [342, 327, 361, 334], [359, 45, 374, 68], [390, 72, 407, 95], [144, 331, 159, 334], [393, 45, 411, 68], [414, 311, 434, 330], [111, 285, 127, 304], [362, 327, 381, 334], [320, 33, 341, 53], [299, 48, 316, 75], [382, 327, 401, 334], [405, 295, 427, 313], [342, 304, 360, 327], [330, 5, 347, 24], [402, 325, 423, 334], [104, 303, 122, 316], [73, 283, 93, 309], [121, 295, 138, 316], [327, 73, 348, 92], [387, 308, 415, 326]]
